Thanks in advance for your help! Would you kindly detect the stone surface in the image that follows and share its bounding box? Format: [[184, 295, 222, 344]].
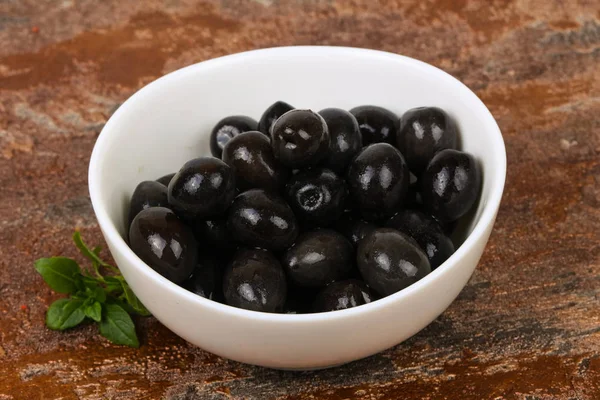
[[1, 0, 599, 399]]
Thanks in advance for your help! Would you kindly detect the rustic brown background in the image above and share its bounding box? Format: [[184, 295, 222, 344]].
[[1, 0, 599, 399]]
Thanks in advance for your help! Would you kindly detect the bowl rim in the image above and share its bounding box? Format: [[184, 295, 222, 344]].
[[88, 45, 506, 323]]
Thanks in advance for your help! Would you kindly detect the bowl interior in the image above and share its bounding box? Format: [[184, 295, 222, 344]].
[[91, 46, 504, 293]]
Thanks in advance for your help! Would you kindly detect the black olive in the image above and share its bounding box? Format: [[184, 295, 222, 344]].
[[271, 109, 330, 168], [156, 173, 175, 187], [222, 248, 287, 313], [386, 210, 455, 270], [319, 108, 362, 173], [346, 143, 410, 221], [168, 157, 236, 220], [349, 105, 399, 146], [128, 181, 169, 226], [129, 207, 198, 284], [191, 218, 234, 251], [227, 189, 299, 251], [420, 149, 481, 222], [182, 250, 223, 301], [397, 107, 457, 174], [334, 213, 377, 247], [209, 115, 258, 158], [357, 228, 431, 296], [285, 168, 347, 227], [258, 100, 294, 136], [437, 218, 457, 236], [222, 131, 289, 192], [281, 230, 353, 288], [409, 181, 454, 234], [312, 279, 374, 312]]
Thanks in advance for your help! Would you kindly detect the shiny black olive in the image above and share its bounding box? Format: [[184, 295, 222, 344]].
[[420, 149, 481, 222], [386, 210, 455, 270], [357, 228, 431, 296], [222, 248, 287, 313], [285, 168, 347, 227], [258, 100, 294, 136], [312, 279, 374, 312], [209, 115, 258, 158], [346, 143, 410, 221], [349, 105, 399, 146], [128, 181, 169, 226], [156, 173, 175, 187], [222, 131, 289, 192], [182, 250, 223, 301], [334, 213, 377, 247], [191, 218, 234, 251], [227, 189, 299, 251], [397, 107, 457, 174], [282, 230, 353, 288], [168, 157, 236, 220], [319, 108, 362, 173], [129, 207, 198, 284], [271, 109, 330, 168]]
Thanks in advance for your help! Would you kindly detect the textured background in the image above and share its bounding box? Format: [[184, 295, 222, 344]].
[[1, 0, 599, 399]]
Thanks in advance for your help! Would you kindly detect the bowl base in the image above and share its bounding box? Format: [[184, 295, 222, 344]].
[[271, 362, 348, 371]]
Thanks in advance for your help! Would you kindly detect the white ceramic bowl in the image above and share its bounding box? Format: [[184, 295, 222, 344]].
[[89, 46, 506, 370]]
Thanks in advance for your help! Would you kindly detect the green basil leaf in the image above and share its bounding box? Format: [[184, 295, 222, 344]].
[[84, 301, 102, 322], [34, 257, 82, 294], [111, 297, 136, 314], [73, 232, 121, 275], [82, 276, 99, 289], [46, 298, 85, 330], [90, 246, 103, 277], [94, 286, 107, 303], [84, 284, 107, 303], [99, 303, 139, 348], [121, 281, 150, 316], [73, 232, 106, 267], [104, 276, 124, 293]]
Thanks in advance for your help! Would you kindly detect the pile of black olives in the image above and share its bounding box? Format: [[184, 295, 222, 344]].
[[128, 102, 482, 314]]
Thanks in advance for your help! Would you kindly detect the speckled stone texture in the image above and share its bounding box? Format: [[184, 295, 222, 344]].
[[0, 0, 599, 399]]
